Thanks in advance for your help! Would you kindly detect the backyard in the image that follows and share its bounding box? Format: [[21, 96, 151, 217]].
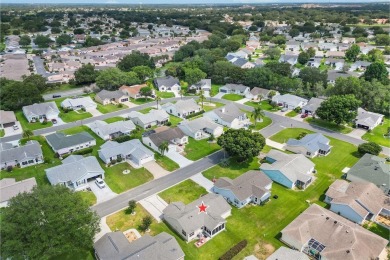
[[103, 163, 154, 194], [183, 138, 220, 161], [159, 179, 207, 204], [362, 118, 390, 148], [305, 117, 353, 134], [222, 93, 243, 101]]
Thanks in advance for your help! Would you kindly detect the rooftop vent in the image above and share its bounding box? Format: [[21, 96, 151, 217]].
[[326, 217, 329, 220], [334, 221, 337, 224]]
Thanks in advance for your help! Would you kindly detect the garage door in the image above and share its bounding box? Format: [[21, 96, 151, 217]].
[[220, 89, 227, 93], [3, 122, 15, 128]]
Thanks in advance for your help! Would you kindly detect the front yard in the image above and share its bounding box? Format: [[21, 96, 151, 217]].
[[305, 117, 353, 134], [131, 98, 153, 105], [362, 118, 390, 148], [103, 163, 154, 194], [201, 101, 224, 112], [0, 129, 4, 137], [210, 84, 222, 97], [15, 111, 53, 131], [183, 138, 220, 161], [96, 103, 128, 114], [154, 153, 180, 172], [79, 190, 97, 206], [246, 112, 272, 131], [285, 110, 298, 118], [59, 110, 92, 123], [159, 179, 207, 204], [157, 91, 175, 99], [222, 94, 244, 101], [244, 100, 280, 112], [104, 117, 125, 123]]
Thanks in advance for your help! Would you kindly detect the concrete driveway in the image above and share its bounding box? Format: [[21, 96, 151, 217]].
[[3, 122, 22, 137], [235, 98, 250, 104], [143, 161, 170, 179], [190, 173, 214, 192], [166, 151, 193, 168], [88, 180, 117, 204], [139, 195, 168, 222], [88, 108, 103, 117], [213, 92, 225, 99], [346, 128, 366, 139]]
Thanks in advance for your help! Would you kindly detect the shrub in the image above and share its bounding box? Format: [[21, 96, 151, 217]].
[[297, 132, 307, 140], [185, 110, 205, 119], [117, 157, 123, 163], [139, 216, 152, 232], [44, 157, 50, 164], [165, 121, 172, 126], [73, 147, 93, 155], [126, 200, 137, 214], [293, 106, 301, 113], [219, 240, 248, 260], [54, 152, 60, 158], [6, 166, 13, 172], [114, 135, 131, 143], [118, 104, 123, 108], [110, 159, 117, 164], [358, 142, 382, 156]]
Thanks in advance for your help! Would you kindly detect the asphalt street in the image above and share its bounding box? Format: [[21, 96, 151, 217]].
[[91, 150, 225, 217]]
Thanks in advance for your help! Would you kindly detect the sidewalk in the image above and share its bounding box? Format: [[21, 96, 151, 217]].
[[94, 216, 111, 242], [190, 173, 214, 192]]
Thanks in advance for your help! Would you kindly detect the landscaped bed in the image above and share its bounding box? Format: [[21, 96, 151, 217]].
[[159, 179, 207, 204], [362, 118, 390, 148], [183, 138, 220, 161]]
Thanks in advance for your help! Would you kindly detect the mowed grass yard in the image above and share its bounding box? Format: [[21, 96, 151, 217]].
[[244, 100, 280, 112], [222, 93, 244, 101], [305, 117, 353, 134], [184, 137, 220, 161], [159, 179, 207, 204], [59, 110, 92, 123], [15, 111, 53, 131], [362, 118, 390, 148]]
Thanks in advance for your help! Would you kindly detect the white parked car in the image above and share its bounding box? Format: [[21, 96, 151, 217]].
[[95, 178, 106, 189], [13, 125, 19, 130]]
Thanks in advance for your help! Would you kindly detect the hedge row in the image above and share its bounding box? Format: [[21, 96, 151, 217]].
[[73, 147, 93, 155], [114, 135, 132, 143], [185, 110, 205, 119], [219, 240, 248, 260]]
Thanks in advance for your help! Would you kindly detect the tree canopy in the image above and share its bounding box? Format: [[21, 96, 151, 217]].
[[363, 62, 389, 84], [316, 94, 361, 125], [96, 68, 140, 90], [117, 51, 155, 72], [74, 64, 99, 85], [1, 185, 100, 259], [184, 67, 207, 86]]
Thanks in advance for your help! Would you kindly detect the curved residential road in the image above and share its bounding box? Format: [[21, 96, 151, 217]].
[[91, 150, 224, 217]]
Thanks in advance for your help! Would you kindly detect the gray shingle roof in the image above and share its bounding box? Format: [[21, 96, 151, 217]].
[[249, 87, 270, 97], [222, 84, 249, 92], [94, 231, 184, 260], [127, 109, 169, 125], [45, 155, 104, 185], [0, 177, 37, 203], [22, 102, 60, 117], [46, 132, 95, 151], [232, 58, 250, 67], [266, 247, 309, 260], [162, 99, 200, 114], [190, 79, 211, 90], [214, 170, 272, 201], [154, 76, 180, 88], [302, 97, 325, 113], [213, 103, 246, 123], [178, 117, 220, 134], [0, 141, 43, 165], [148, 127, 185, 147], [163, 193, 231, 234], [96, 89, 125, 100], [0, 110, 16, 124], [287, 133, 331, 153], [99, 139, 154, 162], [89, 120, 136, 137], [261, 149, 315, 183], [355, 108, 384, 128]]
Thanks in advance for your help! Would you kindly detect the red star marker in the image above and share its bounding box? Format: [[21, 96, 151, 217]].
[[197, 201, 208, 214]]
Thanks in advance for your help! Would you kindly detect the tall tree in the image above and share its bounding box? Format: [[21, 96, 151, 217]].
[[96, 68, 140, 90], [139, 86, 153, 99], [117, 51, 155, 72], [316, 95, 361, 125], [184, 68, 206, 86], [251, 107, 265, 127], [56, 34, 72, 46], [199, 90, 206, 109], [299, 67, 327, 88], [363, 62, 389, 84], [132, 66, 154, 81], [74, 64, 99, 85], [1, 185, 100, 259], [155, 96, 162, 109], [345, 44, 360, 62]]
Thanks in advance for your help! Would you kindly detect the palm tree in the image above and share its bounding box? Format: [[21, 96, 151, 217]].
[[251, 107, 265, 127], [158, 141, 169, 155], [22, 129, 34, 140], [199, 90, 205, 109], [155, 96, 162, 109], [179, 89, 185, 99]]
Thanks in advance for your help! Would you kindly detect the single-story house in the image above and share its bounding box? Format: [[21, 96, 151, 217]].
[[120, 84, 154, 99], [327, 51, 345, 58], [266, 247, 309, 260], [142, 126, 188, 154], [162, 99, 201, 119], [154, 76, 181, 92], [0, 141, 43, 169], [325, 179, 389, 224], [178, 117, 223, 140], [301, 97, 325, 115], [280, 204, 388, 260], [95, 90, 129, 105], [189, 79, 211, 93], [286, 41, 300, 52], [350, 61, 371, 71], [0, 110, 17, 128], [260, 149, 315, 190], [98, 139, 154, 167], [0, 177, 37, 208], [204, 103, 249, 129], [219, 84, 250, 96], [213, 170, 272, 208], [286, 133, 331, 158], [88, 120, 136, 140], [230, 57, 255, 69], [45, 155, 105, 191], [22, 102, 60, 123], [272, 94, 308, 110], [163, 193, 231, 242], [327, 70, 354, 85], [45, 132, 96, 155], [127, 109, 169, 129], [94, 232, 184, 260], [245, 87, 279, 101], [278, 54, 298, 65], [355, 108, 384, 130], [346, 153, 390, 196], [61, 96, 97, 111], [307, 58, 322, 68]]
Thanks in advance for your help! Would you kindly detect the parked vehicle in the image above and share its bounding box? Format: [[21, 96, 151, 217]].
[[281, 107, 288, 112], [51, 119, 57, 124], [95, 178, 106, 189], [52, 94, 61, 98], [301, 113, 308, 118], [13, 125, 19, 130]]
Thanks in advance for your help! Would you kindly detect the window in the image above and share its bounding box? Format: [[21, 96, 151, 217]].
[[28, 160, 34, 164], [182, 230, 186, 236], [189, 232, 194, 237], [22, 161, 28, 165], [306, 152, 311, 156]]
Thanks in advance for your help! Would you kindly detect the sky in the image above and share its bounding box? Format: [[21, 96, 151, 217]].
[[1, 0, 384, 4]]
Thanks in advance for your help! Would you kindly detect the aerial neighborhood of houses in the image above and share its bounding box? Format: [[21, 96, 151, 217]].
[[1, 4, 390, 260]]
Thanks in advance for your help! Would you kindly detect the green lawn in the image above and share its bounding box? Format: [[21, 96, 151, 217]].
[[78, 190, 97, 206], [169, 115, 183, 127], [96, 103, 128, 114], [138, 107, 156, 114], [183, 137, 220, 161], [104, 117, 125, 123], [131, 98, 153, 105], [363, 221, 390, 240], [202, 101, 224, 112], [211, 84, 222, 97], [285, 110, 298, 117], [15, 111, 53, 131], [249, 116, 272, 131], [157, 91, 175, 99], [362, 118, 390, 148], [159, 179, 207, 204], [270, 128, 314, 144], [59, 110, 92, 123], [104, 163, 154, 194], [44, 84, 80, 94], [154, 153, 179, 172], [222, 94, 244, 101], [305, 118, 353, 134], [0, 129, 4, 137], [244, 100, 280, 112]]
